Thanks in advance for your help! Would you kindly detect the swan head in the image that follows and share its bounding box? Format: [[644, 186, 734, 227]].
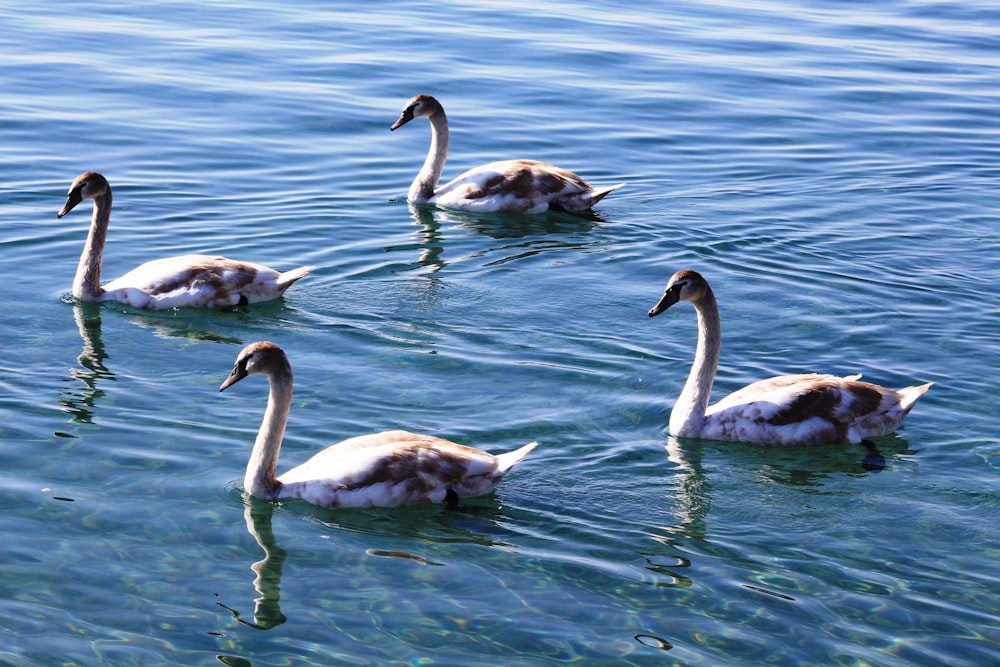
[[648, 269, 710, 317], [58, 171, 110, 218], [220, 341, 292, 391], [390, 94, 444, 131]]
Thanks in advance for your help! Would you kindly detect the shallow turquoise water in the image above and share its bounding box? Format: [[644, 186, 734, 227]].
[[1, 0, 998, 665]]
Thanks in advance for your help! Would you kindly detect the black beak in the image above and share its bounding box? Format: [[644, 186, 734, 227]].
[[58, 189, 83, 219], [219, 365, 248, 392], [390, 107, 415, 131], [648, 287, 680, 318]]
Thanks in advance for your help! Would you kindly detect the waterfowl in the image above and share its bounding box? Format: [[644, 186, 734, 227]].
[[58, 171, 312, 309], [390, 94, 624, 213], [647, 269, 932, 446], [219, 341, 537, 508]]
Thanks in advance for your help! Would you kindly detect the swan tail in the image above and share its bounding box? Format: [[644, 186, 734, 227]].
[[897, 382, 933, 414], [494, 441, 538, 474], [586, 182, 626, 206], [276, 265, 314, 290]]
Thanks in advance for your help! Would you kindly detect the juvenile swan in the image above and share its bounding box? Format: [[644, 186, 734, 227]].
[[58, 171, 312, 309], [219, 342, 538, 507], [647, 269, 932, 446], [390, 94, 624, 213]]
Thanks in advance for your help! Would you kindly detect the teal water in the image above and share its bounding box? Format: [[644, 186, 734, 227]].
[[2, 0, 998, 665]]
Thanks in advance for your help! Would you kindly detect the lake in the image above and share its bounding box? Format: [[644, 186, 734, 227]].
[[1, 0, 998, 665]]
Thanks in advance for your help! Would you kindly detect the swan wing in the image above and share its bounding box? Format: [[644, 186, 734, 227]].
[[277, 430, 535, 507], [432, 159, 622, 213], [100, 254, 311, 309], [704, 374, 925, 445]]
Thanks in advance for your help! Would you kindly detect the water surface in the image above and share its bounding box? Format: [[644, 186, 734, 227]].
[[1, 0, 998, 665]]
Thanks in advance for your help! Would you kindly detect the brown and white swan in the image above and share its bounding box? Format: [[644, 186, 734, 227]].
[[390, 94, 624, 213], [58, 171, 312, 309], [648, 269, 932, 446], [219, 341, 537, 507]]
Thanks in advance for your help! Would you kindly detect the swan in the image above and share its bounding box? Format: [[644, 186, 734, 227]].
[[219, 341, 538, 507], [647, 269, 932, 446], [57, 171, 313, 309], [390, 94, 625, 213]]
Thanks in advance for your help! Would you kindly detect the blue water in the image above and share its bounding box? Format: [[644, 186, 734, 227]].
[[2, 0, 998, 664]]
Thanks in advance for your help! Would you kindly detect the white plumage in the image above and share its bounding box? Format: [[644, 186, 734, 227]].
[[219, 341, 537, 508], [390, 94, 624, 213], [58, 171, 312, 309], [648, 269, 932, 446]]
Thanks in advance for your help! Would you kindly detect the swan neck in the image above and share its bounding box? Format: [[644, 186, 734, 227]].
[[74, 192, 111, 301], [411, 110, 449, 202], [670, 288, 721, 437], [245, 368, 293, 499]]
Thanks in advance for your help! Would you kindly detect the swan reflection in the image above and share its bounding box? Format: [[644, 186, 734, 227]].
[[401, 202, 606, 273], [408, 204, 445, 272], [60, 301, 255, 424], [219, 495, 519, 630], [217, 497, 287, 630], [60, 304, 114, 424], [659, 433, 913, 543], [661, 436, 712, 541]]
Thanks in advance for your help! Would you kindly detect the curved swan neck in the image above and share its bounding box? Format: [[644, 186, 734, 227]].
[[411, 108, 449, 202], [74, 191, 111, 301], [670, 286, 722, 437], [245, 367, 293, 499]]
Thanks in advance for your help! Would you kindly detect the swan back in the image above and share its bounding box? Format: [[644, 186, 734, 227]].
[[702, 373, 932, 446], [278, 432, 537, 508], [433, 159, 624, 214]]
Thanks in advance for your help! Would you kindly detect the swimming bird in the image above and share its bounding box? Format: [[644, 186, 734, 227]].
[[390, 94, 624, 213], [647, 269, 932, 446], [219, 341, 538, 508], [57, 171, 312, 309]]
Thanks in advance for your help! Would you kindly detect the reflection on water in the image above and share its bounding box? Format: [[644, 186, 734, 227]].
[[58, 299, 293, 428], [125, 313, 245, 345], [216, 495, 520, 633], [662, 436, 712, 542], [659, 434, 913, 541], [403, 202, 606, 272], [408, 204, 445, 272], [217, 496, 287, 630], [310, 497, 520, 549], [428, 204, 605, 240], [60, 304, 114, 424]]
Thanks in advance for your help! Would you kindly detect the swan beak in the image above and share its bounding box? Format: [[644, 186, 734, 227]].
[[390, 108, 414, 131], [648, 288, 680, 318], [219, 366, 248, 392], [58, 189, 83, 218]]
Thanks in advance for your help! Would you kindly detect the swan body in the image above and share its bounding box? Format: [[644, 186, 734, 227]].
[[219, 341, 537, 508], [58, 171, 313, 309], [648, 269, 932, 446], [390, 94, 624, 213]]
